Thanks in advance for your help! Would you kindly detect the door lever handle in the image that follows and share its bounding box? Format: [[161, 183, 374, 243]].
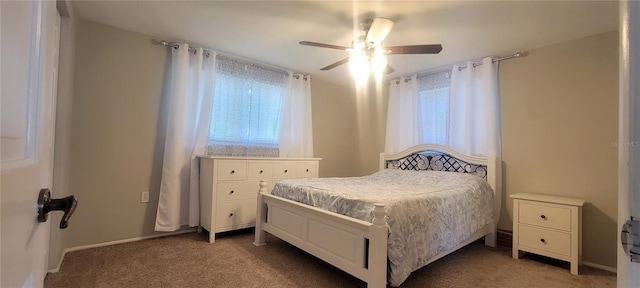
[[37, 188, 78, 229]]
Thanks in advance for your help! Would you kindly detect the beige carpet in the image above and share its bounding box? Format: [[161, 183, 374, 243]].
[[45, 229, 615, 288]]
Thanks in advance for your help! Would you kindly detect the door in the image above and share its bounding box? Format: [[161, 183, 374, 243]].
[[1, 0, 60, 287], [619, 1, 640, 287]]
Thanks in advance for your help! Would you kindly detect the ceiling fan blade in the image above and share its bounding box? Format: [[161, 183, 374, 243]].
[[385, 44, 443, 55], [299, 41, 350, 51], [320, 58, 350, 70], [365, 18, 395, 45]]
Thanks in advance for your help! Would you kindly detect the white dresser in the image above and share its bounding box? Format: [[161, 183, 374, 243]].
[[199, 156, 320, 243], [511, 193, 585, 275]]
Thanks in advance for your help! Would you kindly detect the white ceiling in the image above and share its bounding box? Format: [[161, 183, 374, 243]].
[[71, 1, 619, 87]]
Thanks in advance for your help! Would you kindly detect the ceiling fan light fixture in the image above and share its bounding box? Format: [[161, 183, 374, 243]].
[[349, 51, 369, 85], [371, 52, 387, 81]]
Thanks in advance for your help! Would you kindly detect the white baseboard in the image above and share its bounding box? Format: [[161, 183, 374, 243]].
[[47, 228, 197, 273], [582, 261, 617, 273]]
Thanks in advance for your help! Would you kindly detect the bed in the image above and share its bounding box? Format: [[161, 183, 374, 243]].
[[253, 144, 502, 288]]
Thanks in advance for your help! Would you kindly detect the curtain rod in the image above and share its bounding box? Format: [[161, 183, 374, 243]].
[[394, 51, 526, 84], [153, 39, 307, 78], [457, 51, 526, 71]]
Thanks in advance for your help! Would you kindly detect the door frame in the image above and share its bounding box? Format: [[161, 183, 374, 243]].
[[618, 1, 640, 287]]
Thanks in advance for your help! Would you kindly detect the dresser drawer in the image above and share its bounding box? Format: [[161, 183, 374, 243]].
[[247, 163, 272, 180], [216, 181, 259, 201], [295, 162, 317, 178], [215, 200, 256, 229], [273, 162, 296, 179], [216, 162, 247, 181], [518, 225, 571, 256], [519, 202, 571, 231], [200, 157, 320, 243]]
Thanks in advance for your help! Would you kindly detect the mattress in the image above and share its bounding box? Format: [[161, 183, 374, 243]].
[[271, 169, 494, 286]]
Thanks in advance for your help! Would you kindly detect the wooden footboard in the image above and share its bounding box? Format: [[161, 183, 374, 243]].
[[254, 181, 388, 288]]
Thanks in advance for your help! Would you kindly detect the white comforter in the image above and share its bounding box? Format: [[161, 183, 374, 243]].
[[271, 169, 494, 287]]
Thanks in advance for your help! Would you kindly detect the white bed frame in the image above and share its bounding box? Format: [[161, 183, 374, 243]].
[[253, 144, 502, 288]]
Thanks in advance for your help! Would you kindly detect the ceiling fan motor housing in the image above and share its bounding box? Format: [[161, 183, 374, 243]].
[[298, 17, 442, 72]]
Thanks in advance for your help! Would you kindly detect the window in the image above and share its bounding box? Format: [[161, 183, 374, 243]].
[[208, 55, 288, 157], [417, 71, 450, 145]]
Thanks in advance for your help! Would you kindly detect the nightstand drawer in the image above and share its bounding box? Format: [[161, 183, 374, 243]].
[[519, 202, 571, 231], [216, 181, 259, 201], [519, 225, 571, 256], [511, 193, 585, 275], [216, 162, 247, 181]]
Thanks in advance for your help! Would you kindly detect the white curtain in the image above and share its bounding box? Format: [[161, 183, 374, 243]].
[[384, 75, 418, 154], [155, 45, 216, 231], [449, 57, 501, 157], [279, 74, 313, 157]]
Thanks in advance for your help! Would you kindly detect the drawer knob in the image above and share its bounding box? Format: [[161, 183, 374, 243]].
[[540, 238, 546, 244], [229, 190, 234, 195], [284, 169, 288, 173], [229, 213, 234, 217], [306, 169, 309, 172], [540, 215, 547, 220], [230, 170, 235, 174], [259, 170, 264, 174]]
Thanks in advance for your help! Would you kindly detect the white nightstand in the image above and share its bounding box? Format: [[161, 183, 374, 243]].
[[511, 193, 585, 275]]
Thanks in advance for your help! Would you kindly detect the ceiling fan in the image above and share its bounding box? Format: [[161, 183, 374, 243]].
[[300, 18, 443, 75]]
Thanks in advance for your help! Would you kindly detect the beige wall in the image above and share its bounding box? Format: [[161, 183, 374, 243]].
[[354, 83, 389, 175], [500, 31, 618, 268], [66, 19, 169, 247], [312, 81, 387, 177], [311, 79, 360, 177]]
